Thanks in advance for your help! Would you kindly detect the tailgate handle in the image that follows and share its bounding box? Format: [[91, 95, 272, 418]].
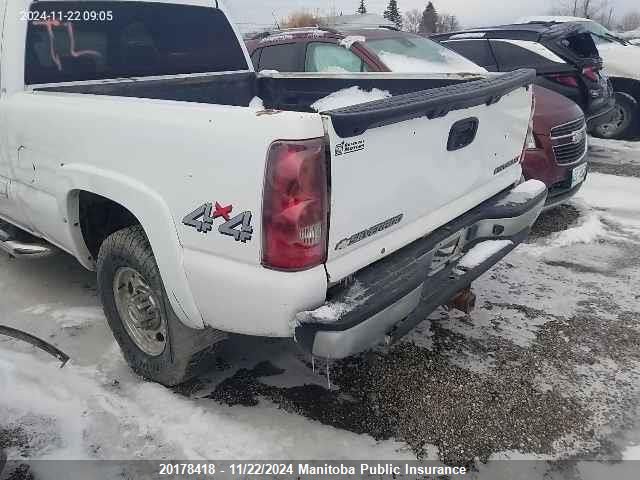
[[447, 118, 479, 152]]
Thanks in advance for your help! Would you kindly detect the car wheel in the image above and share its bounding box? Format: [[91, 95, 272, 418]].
[[97, 225, 226, 386], [593, 91, 638, 139]]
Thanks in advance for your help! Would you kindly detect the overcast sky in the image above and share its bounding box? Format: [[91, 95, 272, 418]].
[[224, 0, 637, 32]]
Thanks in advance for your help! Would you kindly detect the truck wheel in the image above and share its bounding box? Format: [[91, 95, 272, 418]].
[[593, 92, 638, 139], [97, 225, 224, 386]]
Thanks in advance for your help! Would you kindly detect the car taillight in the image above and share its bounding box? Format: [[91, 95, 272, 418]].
[[262, 138, 329, 271], [582, 66, 598, 82], [551, 74, 579, 88]]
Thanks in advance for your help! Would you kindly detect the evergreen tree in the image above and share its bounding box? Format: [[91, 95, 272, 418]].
[[383, 0, 403, 28], [419, 2, 438, 34], [357, 0, 367, 14]]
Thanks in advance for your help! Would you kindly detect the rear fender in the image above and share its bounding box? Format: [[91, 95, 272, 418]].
[[62, 164, 204, 329]]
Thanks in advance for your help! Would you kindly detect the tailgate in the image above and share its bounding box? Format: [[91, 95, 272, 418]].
[[321, 69, 535, 281]]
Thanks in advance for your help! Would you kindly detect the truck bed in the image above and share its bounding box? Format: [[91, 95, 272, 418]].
[[36, 70, 535, 138]]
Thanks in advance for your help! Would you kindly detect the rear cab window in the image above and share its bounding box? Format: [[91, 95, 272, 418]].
[[25, 1, 249, 85]]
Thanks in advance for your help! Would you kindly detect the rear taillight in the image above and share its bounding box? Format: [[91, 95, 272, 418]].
[[551, 74, 579, 88], [582, 66, 598, 82], [262, 138, 328, 271]]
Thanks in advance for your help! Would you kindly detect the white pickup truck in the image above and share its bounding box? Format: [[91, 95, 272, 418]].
[[0, 0, 547, 385]]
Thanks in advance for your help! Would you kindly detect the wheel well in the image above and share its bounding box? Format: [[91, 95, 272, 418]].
[[610, 77, 640, 103], [78, 191, 139, 258]]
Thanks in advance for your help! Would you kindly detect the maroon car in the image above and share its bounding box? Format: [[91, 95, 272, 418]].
[[246, 27, 588, 208], [525, 86, 588, 209]]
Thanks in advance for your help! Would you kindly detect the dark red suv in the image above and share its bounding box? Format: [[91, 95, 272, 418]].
[[246, 27, 588, 208]]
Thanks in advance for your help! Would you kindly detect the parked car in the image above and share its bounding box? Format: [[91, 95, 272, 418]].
[[618, 27, 640, 42], [525, 86, 588, 209], [247, 28, 588, 208], [0, 0, 546, 386], [431, 23, 617, 136], [246, 27, 486, 75], [516, 16, 640, 139]]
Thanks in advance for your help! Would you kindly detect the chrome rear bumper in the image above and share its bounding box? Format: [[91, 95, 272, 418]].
[[295, 180, 547, 359]]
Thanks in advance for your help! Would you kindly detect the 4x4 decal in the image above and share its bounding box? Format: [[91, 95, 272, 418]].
[[182, 202, 253, 243]]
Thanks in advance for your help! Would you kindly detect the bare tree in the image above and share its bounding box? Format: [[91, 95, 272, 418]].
[[550, 0, 609, 20], [436, 13, 461, 33], [280, 10, 322, 28], [403, 8, 422, 33]]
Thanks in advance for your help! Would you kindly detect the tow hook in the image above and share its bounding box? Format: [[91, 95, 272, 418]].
[[448, 287, 477, 314]]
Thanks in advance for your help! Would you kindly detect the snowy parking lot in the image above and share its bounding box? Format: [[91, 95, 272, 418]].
[[2, 138, 640, 478]]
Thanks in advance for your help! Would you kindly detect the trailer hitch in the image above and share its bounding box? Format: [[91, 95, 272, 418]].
[[447, 287, 477, 314], [0, 325, 70, 367]]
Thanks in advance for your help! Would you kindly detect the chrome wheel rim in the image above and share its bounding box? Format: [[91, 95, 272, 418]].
[[113, 267, 166, 357]]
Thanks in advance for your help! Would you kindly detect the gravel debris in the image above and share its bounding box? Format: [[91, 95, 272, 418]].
[[528, 205, 581, 241], [208, 346, 585, 466], [589, 161, 640, 179]]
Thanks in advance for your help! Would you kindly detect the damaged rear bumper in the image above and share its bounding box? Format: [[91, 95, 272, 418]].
[[295, 180, 547, 359]]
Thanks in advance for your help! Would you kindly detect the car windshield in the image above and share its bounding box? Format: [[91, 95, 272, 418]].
[[365, 34, 486, 74]]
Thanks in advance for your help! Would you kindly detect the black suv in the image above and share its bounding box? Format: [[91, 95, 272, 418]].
[[432, 23, 616, 132]]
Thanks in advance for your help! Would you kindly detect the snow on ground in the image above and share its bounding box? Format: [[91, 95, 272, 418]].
[[310, 86, 391, 112], [0, 258, 412, 463], [2, 139, 640, 477], [589, 135, 640, 178], [1, 346, 413, 462], [589, 136, 640, 158]]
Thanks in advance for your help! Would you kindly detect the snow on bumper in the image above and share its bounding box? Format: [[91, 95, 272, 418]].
[[295, 180, 547, 359]]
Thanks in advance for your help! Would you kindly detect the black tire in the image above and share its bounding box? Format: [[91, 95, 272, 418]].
[[593, 91, 638, 139], [97, 225, 225, 386]]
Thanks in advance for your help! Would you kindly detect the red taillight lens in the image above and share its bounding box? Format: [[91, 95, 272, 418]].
[[551, 74, 579, 88], [262, 138, 328, 271], [582, 66, 598, 82]]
